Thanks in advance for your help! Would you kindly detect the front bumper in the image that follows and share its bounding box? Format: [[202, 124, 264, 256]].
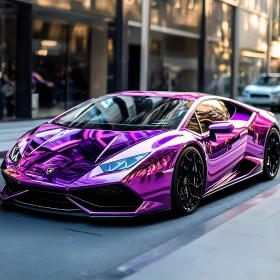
[[0, 170, 165, 217]]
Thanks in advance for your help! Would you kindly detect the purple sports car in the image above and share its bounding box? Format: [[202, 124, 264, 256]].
[[1, 91, 279, 216]]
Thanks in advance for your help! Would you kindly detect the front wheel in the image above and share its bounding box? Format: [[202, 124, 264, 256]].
[[263, 127, 280, 180], [171, 147, 206, 215]]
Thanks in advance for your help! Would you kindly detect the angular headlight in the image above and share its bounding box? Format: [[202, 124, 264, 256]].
[[100, 153, 149, 173], [9, 143, 22, 164]]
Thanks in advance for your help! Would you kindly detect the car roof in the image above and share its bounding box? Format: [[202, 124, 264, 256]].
[[110, 91, 210, 101]]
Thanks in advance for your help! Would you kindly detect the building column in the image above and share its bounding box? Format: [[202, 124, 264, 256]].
[[198, 0, 206, 92], [232, 5, 239, 100], [266, 0, 273, 73], [16, 2, 32, 119], [139, 0, 150, 91]]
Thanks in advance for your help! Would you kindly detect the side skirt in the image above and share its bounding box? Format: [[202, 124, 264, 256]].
[[203, 162, 263, 198]]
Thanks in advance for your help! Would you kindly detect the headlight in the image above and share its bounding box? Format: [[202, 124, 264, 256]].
[[9, 143, 22, 164], [272, 91, 280, 95], [242, 90, 249, 96], [100, 153, 149, 173]]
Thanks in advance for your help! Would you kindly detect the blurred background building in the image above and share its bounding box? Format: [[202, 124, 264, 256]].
[[0, 0, 279, 120]]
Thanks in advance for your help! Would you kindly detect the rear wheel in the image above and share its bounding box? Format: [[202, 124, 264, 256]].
[[263, 127, 280, 180], [171, 147, 206, 215]]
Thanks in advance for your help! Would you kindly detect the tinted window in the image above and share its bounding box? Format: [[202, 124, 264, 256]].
[[186, 114, 201, 134], [253, 75, 280, 86], [54, 96, 193, 131], [196, 100, 230, 133]]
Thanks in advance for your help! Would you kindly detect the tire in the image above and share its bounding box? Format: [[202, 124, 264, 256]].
[[171, 146, 206, 215], [263, 127, 280, 180]]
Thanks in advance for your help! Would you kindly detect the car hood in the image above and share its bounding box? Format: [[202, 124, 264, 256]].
[[245, 84, 280, 93], [16, 123, 164, 185]]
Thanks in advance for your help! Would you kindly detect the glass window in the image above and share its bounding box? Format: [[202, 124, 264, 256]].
[[34, 0, 116, 18], [238, 53, 266, 95], [89, 21, 116, 98], [68, 24, 90, 109], [205, 1, 233, 98], [150, 0, 202, 34], [32, 20, 68, 118], [126, 0, 142, 22], [240, 0, 268, 13], [252, 75, 280, 86], [54, 96, 193, 131], [186, 114, 201, 134], [148, 32, 199, 92], [271, 57, 280, 73], [196, 100, 230, 133], [272, 0, 280, 41]]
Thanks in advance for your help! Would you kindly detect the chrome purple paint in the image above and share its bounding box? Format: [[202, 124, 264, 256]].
[[0, 91, 278, 216]]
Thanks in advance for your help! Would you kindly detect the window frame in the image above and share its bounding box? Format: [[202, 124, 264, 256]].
[[185, 98, 234, 135]]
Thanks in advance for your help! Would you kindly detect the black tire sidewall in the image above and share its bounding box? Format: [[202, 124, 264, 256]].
[[263, 127, 280, 180], [171, 146, 206, 215]]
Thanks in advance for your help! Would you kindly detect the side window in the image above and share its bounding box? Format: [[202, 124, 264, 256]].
[[186, 114, 201, 134], [196, 100, 231, 133]]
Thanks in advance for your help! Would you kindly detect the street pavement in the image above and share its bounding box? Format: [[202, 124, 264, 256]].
[[124, 184, 280, 280], [0, 114, 280, 279], [0, 163, 280, 279]]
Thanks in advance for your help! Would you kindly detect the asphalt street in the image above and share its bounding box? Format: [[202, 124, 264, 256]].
[[1, 158, 280, 280]]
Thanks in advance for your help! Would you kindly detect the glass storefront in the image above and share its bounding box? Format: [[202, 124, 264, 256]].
[[240, 0, 268, 13], [31, 5, 116, 118], [148, 32, 199, 92], [0, 1, 17, 120], [271, 58, 280, 73], [150, 0, 202, 93], [238, 52, 266, 95], [205, 0, 233, 97], [150, 0, 202, 34], [1, 0, 279, 121], [237, 9, 268, 96], [32, 20, 68, 118]]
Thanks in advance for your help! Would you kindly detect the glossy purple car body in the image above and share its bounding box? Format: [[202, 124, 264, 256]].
[[1, 91, 279, 216]]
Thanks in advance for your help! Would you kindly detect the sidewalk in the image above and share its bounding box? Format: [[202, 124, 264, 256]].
[[122, 184, 280, 280], [0, 119, 49, 157]]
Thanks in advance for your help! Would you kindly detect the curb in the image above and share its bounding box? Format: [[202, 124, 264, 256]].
[[0, 151, 7, 159]]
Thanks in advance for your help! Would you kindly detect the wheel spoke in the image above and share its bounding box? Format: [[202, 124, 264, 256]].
[[176, 149, 204, 212], [266, 131, 280, 177]]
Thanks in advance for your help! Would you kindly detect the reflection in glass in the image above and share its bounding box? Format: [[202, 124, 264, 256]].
[[150, 0, 202, 34], [0, 12, 17, 120], [55, 96, 194, 131], [253, 75, 280, 86], [186, 114, 201, 134], [240, 0, 268, 13], [32, 20, 67, 118], [272, 0, 280, 41], [238, 53, 265, 95], [68, 24, 89, 109], [149, 32, 199, 92], [196, 100, 230, 133], [205, 0, 233, 97]]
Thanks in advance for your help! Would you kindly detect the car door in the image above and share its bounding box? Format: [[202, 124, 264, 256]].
[[189, 99, 248, 192]]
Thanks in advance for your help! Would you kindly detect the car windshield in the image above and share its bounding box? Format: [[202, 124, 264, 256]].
[[253, 76, 280, 86], [54, 95, 193, 131]]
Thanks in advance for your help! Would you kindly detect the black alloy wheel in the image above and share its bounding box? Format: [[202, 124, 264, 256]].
[[263, 127, 280, 180], [172, 146, 205, 215]]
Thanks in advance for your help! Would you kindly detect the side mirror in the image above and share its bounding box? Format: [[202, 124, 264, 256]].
[[209, 121, 234, 141]]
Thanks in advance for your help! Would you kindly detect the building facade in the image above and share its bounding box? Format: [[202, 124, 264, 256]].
[[0, 0, 279, 121]]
